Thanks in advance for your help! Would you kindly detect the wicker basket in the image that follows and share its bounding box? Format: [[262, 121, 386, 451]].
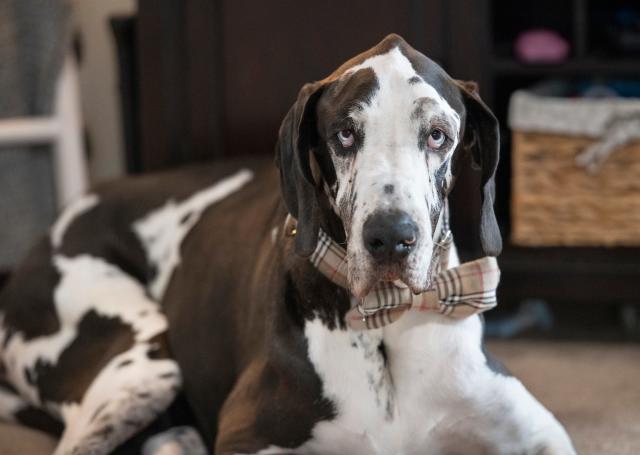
[[509, 88, 640, 247], [511, 132, 640, 246]]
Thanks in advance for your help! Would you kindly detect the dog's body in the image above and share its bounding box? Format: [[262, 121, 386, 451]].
[[0, 35, 575, 454]]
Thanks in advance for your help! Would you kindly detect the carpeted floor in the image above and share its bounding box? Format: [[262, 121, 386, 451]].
[[489, 340, 640, 455], [0, 340, 638, 454], [0, 422, 56, 454]]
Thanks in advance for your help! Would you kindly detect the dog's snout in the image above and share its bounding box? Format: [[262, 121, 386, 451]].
[[363, 210, 419, 262]]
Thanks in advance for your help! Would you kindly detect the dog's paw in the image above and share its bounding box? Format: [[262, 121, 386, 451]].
[[530, 430, 577, 455], [142, 426, 207, 455]]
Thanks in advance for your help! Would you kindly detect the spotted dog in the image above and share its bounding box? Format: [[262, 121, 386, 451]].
[[0, 35, 575, 454]]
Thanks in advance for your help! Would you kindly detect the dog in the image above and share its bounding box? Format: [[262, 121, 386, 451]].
[[0, 34, 575, 454]]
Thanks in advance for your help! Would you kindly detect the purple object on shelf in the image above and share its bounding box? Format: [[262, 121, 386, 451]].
[[514, 29, 570, 64]]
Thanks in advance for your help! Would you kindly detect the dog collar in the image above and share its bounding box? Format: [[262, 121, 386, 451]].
[[285, 214, 501, 331]]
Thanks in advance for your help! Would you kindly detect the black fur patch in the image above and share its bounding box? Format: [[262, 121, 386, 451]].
[[146, 332, 172, 360], [32, 310, 136, 403], [0, 241, 62, 341], [317, 67, 380, 159], [254, 320, 336, 449], [285, 266, 351, 331], [418, 124, 429, 151], [14, 405, 64, 436]]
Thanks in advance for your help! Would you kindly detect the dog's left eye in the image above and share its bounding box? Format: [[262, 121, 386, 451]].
[[427, 129, 447, 149], [337, 129, 355, 148]]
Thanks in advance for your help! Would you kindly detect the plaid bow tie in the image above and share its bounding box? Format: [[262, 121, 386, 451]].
[[306, 228, 500, 331]]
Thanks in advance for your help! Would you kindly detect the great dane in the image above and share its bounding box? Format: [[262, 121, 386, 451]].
[[0, 34, 575, 454]]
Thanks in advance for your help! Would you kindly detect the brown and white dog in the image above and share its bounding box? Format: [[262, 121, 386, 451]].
[[0, 35, 575, 454]]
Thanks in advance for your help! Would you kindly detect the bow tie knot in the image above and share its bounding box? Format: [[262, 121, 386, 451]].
[[347, 256, 500, 330]]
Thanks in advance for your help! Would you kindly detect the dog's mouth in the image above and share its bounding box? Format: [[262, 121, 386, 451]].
[[348, 257, 435, 298], [382, 270, 400, 281]]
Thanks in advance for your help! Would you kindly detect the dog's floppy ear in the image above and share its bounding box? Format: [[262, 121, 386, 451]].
[[275, 81, 325, 257], [456, 80, 502, 256]]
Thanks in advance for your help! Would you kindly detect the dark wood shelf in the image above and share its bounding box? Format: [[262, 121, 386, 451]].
[[497, 245, 640, 303], [491, 57, 640, 76]]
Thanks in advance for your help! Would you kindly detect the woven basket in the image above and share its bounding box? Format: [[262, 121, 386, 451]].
[[511, 131, 640, 246]]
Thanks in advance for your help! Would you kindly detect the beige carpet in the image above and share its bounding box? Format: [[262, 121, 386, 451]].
[[0, 422, 56, 454], [489, 340, 640, 455], [0, 341, 638, 454]]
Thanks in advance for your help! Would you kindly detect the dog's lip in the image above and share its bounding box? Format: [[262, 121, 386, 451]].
[[392, 278, 427, 294], [350, 273, 423, 298], [409, 283, 429, 294], [401, 270, 432, 294], [350, 276, 377, 298], [349, 261, 433, 297], [383, 271, 400, 281], [351, 287, 370, 299], [350, 281, 427, 299]]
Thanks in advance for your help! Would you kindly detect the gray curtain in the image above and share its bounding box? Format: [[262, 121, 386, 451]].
[[0, 0, 70, 269]]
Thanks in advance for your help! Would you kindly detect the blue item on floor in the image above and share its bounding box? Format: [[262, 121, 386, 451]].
[[485, 299, 554, 338]]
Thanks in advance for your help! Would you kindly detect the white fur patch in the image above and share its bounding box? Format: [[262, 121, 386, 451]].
[[50, 193, 100, 248], [251, 446, 298, 455], [142, 426, 207, 455], [297, 315, 575, 454], [134, 169, 254, 299], [53, 254, 168, 342], [346, 47, 460, 129]]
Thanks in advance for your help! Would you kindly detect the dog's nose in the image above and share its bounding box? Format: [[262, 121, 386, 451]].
[[363, 210, 419, 262]]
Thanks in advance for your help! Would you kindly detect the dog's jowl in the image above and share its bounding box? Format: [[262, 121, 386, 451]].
[[0, 35, 575, 454]]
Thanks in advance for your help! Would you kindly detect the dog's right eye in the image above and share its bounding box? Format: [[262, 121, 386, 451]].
[[428, 129, 448, 149], [337, 129, 355, 148]]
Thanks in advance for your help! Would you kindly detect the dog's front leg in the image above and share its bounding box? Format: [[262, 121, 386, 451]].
[[475, 366, 577, 455], [215, 355, 333, 455]]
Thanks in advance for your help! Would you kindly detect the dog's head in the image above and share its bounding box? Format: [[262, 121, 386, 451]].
[[276, 34, 501, 298]]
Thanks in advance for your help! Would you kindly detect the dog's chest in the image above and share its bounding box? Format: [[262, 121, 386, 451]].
[[292, 315, 490, 455]]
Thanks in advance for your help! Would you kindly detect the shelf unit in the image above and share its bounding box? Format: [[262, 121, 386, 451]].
[[478, 0, 640, 308]]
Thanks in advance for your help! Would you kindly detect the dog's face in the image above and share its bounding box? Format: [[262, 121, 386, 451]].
[[277, 34, 501, 298], [315, 48, 463, 297]]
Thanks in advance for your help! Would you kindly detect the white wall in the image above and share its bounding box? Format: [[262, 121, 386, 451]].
[[71, 0, 136, 183]]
